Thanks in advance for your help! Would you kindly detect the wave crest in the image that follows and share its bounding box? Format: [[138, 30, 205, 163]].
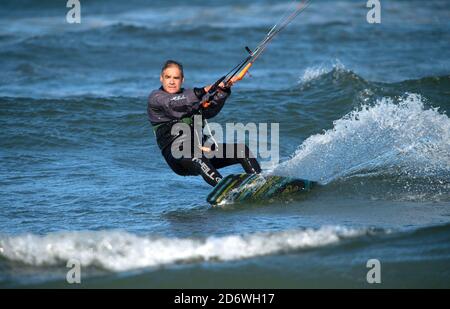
[[0, 226, 372, 272], [299, 60, 348, 84]]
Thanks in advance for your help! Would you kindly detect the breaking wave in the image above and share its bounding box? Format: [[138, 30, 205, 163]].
[[0, 226, 376, 272], [299, 60, 348, 84]]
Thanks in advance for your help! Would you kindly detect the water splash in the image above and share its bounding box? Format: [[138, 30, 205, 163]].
[[298, 60, 347, 84], [271, 93, 450, 187]]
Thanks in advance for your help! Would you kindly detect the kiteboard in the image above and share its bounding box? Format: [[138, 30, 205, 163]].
[[207, 173, 316, 206]]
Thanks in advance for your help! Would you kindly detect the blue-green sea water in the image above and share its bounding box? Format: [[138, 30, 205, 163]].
[[0, 0, 449, 288]]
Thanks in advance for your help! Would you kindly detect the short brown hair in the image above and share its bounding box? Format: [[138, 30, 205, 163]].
[[161, 60, 184, 78]]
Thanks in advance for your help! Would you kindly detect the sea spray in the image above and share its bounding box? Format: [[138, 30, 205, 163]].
[[271, 93, 450, 185]]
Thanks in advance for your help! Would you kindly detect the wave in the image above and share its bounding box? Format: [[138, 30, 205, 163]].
[[297, 62, 449, 102], [271, 93, 450, 192], [298, 60, 352, 84], [294, 61, 372, 108], [399, 75, 450, 89], [0, 2, 309, 38], [0, 226, 376, 272], [0, 96, 147, 149]]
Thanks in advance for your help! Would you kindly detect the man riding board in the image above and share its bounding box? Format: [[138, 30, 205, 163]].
[[147, 60, 261, 187]]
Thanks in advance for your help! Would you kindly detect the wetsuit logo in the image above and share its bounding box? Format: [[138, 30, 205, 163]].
[[192, 157, 220, 183], [170, 95, 187, 101]]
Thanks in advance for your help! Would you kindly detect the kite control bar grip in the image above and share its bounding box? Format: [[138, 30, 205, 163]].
[[201, 75, 226, 109], [209, 75, 226, 93]]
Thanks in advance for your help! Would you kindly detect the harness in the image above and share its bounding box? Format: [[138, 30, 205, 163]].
[[152, 114, 218, 152]]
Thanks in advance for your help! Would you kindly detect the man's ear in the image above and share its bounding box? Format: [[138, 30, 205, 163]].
[[160, 75, 163, 84], [182, 77, 185, 84]]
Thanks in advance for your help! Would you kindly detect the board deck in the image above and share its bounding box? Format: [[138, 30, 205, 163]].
[[207, 173, 316, 205]]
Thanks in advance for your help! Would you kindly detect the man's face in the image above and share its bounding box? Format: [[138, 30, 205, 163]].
[[160, 66, 184, 94]]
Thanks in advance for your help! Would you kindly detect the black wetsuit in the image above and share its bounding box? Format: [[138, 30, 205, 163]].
[[147, 86, 261, 186]]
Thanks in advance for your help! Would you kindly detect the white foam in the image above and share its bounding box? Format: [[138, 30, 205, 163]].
[[0, 226, 368, 272], [299, 60, 347, 84], [271, 93, 450, 184]]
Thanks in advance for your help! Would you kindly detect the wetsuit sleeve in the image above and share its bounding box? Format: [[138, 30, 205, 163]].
[[153, 89, 202, 120], [193, 87, 206, 99], [202, 88, 231, 119]]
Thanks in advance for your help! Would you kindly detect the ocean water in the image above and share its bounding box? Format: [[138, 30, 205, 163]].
[[0, 0, 449, 288]]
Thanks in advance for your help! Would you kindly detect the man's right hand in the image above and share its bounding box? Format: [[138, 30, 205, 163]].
[[204, 76, 238, 93]]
